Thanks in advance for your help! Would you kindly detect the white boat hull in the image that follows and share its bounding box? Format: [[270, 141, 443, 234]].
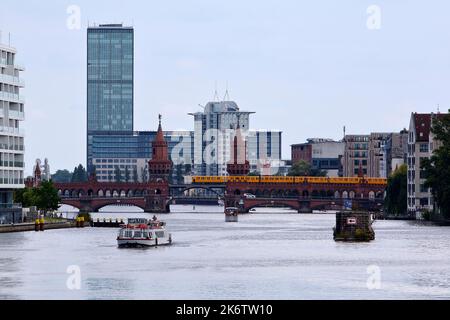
[[117, 237, 172, 248]]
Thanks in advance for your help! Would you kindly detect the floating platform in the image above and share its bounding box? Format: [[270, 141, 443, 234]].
[[333, 211, 375, 242]]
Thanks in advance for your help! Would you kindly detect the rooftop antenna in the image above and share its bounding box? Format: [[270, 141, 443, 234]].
[[213, 81, 220, 102], [437, 104, 441, 114], [343, 126, 346, 141], [8, 32, 11, 47], [224, 81, 230, 101]]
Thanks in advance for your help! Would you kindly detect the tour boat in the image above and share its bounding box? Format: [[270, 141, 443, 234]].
[[117, 218, 172, 248], [225, 207, 239, 222]]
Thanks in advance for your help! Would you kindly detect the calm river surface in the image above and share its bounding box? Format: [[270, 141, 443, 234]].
[[1, 205, 450, 300]]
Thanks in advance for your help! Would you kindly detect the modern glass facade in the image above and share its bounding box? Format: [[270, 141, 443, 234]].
[[91, 131, 194, 183], [87, 24, 134, 174], [0, 43, 25, 224]]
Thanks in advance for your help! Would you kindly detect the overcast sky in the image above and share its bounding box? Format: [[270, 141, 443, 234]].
[[1, 0, 449, 175]]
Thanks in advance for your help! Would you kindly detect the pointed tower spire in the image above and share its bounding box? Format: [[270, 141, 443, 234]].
[[148, 115, 173, 181]]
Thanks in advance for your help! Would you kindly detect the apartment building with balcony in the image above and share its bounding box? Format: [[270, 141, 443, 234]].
[[0, 42, 25, 224]]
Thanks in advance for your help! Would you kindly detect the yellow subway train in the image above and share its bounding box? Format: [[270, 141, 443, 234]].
[[191, 176, 387, 185]]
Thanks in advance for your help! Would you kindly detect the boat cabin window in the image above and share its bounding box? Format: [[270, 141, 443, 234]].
[[155, 231, 165, 238], [142, 232, 149, 238], [133, 231, 142, 238], [124, 230, 133, 238]]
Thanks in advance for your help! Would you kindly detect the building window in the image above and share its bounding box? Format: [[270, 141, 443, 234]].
[[419, 143, 429, 153]]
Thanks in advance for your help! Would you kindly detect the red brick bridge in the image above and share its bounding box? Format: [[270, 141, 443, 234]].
[[224, 180, 386, 213]]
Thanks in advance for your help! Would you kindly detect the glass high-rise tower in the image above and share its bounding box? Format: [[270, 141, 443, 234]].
[[87, 24, 134, 174]]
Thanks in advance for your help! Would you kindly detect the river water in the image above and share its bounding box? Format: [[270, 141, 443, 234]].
[[1, 205, 450, 300]]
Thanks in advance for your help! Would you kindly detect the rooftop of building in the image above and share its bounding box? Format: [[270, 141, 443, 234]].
[[291, 138, 343, 147], [189, 100, 255, 115], [412, 112, 447, 142], [88, 23, 133, 30]]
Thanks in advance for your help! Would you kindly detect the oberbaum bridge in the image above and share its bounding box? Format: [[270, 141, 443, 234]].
[[39, 117, 387, 215]]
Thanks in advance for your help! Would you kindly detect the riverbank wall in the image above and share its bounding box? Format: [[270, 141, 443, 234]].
[[0, 221, 79, 234]]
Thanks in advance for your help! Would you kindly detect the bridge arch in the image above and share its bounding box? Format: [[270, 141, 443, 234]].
[[245, 199, 299, 212], [93, 201, 146, 212]]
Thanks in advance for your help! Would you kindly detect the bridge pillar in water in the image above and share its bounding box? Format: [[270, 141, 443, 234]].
[[79, 199, 94, 215], [298, 199, 312, 213], [144, 194, 171, 213], [224, 196, 246, 213]]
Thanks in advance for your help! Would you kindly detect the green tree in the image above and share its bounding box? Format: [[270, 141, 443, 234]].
[[14, 188, 38, 207], [35, 180, 60, 213], [51, 170, 72, 183], [14, 181, 60, 214], [384, 164, 407, 216], [421, 110, 450, 219], [115, 166, 123, 182], [288, 160, 327, 177], [71, 164, 88, 182]]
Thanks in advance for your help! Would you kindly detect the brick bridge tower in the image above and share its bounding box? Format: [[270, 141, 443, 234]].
[[145, 115, 173, 213], [227, 117, 250, 176], [225, 118, 250, 210]]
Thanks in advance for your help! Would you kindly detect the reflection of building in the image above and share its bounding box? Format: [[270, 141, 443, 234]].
[[291, 139, 344, 177], [407, 112, 447, 217], [189, 100, 283, 176], [87, 24, 134, 175], [0, 41, 25, 224]]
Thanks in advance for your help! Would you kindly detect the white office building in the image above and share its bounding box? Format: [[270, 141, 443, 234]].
[[189, 100, 282, 176], [0, 41, 25, 223]]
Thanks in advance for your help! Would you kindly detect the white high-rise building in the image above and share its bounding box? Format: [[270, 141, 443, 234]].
[[189, 100, 283, 176], [0, 41, 25, 224]]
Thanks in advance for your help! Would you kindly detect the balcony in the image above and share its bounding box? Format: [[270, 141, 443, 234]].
[[0, 126, 24, 136], [0, 161, 25, 168], [0, 143, 25, 152], [0, 92, 25, 103], [0, 74, 25, 87], [8, 110, 25, 120]]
